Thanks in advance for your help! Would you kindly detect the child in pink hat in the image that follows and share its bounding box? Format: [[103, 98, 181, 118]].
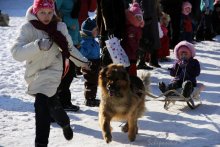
[[121, 2, 145, 76], [11, 0, 91, 146], [159, 41, 201, 98], [180, 1, 193, 42]]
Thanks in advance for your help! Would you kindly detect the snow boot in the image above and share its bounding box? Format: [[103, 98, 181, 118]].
[[181, 80, 193, 98], [62, 125, 73, 140], [47, 95, 73, 140], [85, 99, 100, 107], [159, 82, 167, 93], [35, 143, 47, 147], [63, 104, 80, 112]]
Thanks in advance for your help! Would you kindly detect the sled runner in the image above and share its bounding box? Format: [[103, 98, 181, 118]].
[[142, 83, 205, 110]]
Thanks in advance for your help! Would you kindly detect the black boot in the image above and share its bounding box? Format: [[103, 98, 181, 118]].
[[35, 143, 47, 147], [62, 125, 73, 140], [159, 82, 167, 93], [48, 95, 73, 140], [137, 49, 153, 70], [85, 99, 100, 107], [137, 63, 153, 70], [63, 104, 80, 112], [181, 81, 193, 98], [149, 51, 161, 68]]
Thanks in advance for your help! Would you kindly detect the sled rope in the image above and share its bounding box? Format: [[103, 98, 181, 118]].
[[139, 89, 189, 101]]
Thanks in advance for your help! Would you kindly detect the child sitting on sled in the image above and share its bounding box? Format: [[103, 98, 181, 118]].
[[159, 41, 201, 98]]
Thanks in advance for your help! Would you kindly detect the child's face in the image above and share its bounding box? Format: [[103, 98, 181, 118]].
[[36, 8, 54, 25], [161, 16, 169, 27], [178, 46, 191, 60], [184, 7, 191, 15], [135, 14, 143, 22], [91, 27, 98, 37]]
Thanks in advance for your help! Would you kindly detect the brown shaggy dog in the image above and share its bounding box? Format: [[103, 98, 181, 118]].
[[98, 64, 149, 143]]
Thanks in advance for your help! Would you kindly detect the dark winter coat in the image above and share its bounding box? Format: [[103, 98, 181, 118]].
[[96, 0, 126, 41], [212, 3, 220, 34], [180, 14, 193, 42], [96, 0, 126, 66], [187, 0, 201, 22], [160, 0, 183, 47], [169, 57, 200, 87], [139, 0, 161, 52], [82, 59, 100, 99]]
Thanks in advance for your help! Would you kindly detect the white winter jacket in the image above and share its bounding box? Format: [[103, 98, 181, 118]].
[[11, 7, 89, 97]]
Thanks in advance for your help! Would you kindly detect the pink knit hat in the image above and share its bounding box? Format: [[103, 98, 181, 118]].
[[174, 41, 196, 60], [32, 0, 55, 14], [129, 2, 143, 15], [182, 1, 192, 15]]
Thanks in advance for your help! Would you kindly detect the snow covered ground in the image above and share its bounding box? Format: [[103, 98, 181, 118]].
[[0, 0, 220, 147]]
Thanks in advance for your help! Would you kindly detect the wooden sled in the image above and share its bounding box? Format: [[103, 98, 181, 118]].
[[143, 83, 205, 110]]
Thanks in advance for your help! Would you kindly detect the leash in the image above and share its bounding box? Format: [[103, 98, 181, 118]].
[[69, 54, 90, 64]]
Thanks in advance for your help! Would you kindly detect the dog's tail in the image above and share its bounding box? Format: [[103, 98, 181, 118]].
[[140, 72, 151, 92], [139, 73, 163, 99]]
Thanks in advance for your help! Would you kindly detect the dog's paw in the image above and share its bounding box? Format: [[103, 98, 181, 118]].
[[128, 134, 136, 142], [128, 127, 137, 142], [121, 123, 128, 133], [104, 133, 112, 143]]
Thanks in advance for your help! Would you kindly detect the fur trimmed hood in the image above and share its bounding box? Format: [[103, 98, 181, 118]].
[[174, 41, 196, 59]]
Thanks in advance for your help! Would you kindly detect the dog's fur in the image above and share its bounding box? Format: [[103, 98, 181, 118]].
[[98, 64, 150, 143]]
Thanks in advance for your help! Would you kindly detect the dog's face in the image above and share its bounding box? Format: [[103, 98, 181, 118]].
[[99, 64, 130, 97]]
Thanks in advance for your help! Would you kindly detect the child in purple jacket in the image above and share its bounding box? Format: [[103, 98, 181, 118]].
[[159, 41, 201, 97]]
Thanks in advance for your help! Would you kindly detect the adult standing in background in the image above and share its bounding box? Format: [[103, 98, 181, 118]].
[[196, 0, 215, 41], [55, 0, 81, 112], [212, 0, 220, 35], [136, 0, 161, 69], [96, 0, 126, 67], [160, 0, 183, 48], [187, 0, 201, 24]]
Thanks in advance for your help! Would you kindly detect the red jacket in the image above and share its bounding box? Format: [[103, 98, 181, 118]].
[[121, 22, 142, 61], [157, 24, 170, 58]]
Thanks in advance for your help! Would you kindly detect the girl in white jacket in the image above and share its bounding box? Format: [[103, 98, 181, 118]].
[[11, 0, 90, 146]]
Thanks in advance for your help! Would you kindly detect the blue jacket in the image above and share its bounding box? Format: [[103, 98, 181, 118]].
[[56, 0, 81, 45], [169, 57, 200, 86], [80, 35, 100, 60]]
